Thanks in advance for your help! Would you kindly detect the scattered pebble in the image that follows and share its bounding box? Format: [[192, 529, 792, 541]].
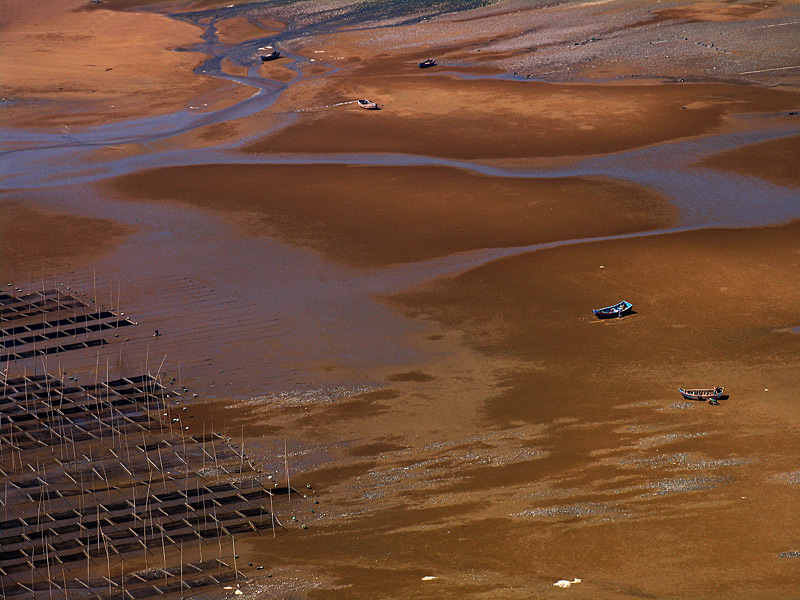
[[649, 475, 727, 495]]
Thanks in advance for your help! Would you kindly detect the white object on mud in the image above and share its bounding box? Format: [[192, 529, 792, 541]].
[[422, 576, 437, 581], [553, 578, 581, 588]]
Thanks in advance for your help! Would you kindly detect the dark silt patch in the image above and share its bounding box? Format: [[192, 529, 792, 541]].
[[346, 440, 407, 458], [387, 370, 436, 382]]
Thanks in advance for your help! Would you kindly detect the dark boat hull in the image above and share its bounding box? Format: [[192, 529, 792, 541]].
[[592, 301, 633, 318], [678, 387, 725, 400]]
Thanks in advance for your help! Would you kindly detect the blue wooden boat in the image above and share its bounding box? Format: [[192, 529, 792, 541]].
[[678, 387, 724, 401], [261, 50, 281, 61], [592, 301, 632, 319], [419, 58, 436, 68]]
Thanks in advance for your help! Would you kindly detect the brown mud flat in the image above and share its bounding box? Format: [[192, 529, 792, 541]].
[[656, 1, 783, 23], [215, 15, 281, 46], [156, 224, 800, 600], [0, 0, 245, 128], [700, 133, 800, 188], [109, 164, 677, 268], [389, 222, 800, 412], [221, 59, 250, 78], [253, 77, 799, 160], [0, 201, 134, 282], [257, 61, 297, 83], [3, 0, 800, 598], [242, 222, 799, 600]]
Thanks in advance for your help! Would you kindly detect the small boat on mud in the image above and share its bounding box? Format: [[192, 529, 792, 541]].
[[260, 50, 281, 61], [592, 301, 633, 319], [419, 58, 436, 69], [678, 387, 725, 403], [357, 99, 379, 110]]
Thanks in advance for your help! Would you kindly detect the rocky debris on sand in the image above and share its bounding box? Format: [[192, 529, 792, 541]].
[[553, 578, 581, 588], [648, 475, 728, 496], [770, 470, 800, 486], [514, 503, 612, 519]]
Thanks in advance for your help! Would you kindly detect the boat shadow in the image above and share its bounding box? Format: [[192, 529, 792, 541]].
[[690, 394, 729, 404], [595, 309, 638, 321]]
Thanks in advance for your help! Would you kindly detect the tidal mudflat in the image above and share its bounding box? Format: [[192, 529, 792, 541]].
[[1, 1, 799, 598]]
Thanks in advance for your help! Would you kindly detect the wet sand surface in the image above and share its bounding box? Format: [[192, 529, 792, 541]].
[[110, 164, 677, 267], [700, 133, 800, 188], [2, 0, 799, 598], [0, 201, 134, 281], [252, 77, 799, 160], [0, 0, 246, 128]]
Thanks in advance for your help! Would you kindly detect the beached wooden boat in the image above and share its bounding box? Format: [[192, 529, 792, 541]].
[[357, 99, 379, 110], [592, 300, 633, 319], [678, 387, 724, 401], [419, 58, 436, 69], [260, 50, 281, 61]]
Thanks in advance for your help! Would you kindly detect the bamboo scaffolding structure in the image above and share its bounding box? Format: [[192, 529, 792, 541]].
[[0, 312, 293, 600]]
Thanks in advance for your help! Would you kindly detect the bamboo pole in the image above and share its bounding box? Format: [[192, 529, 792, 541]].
[[270, 489, 275, 538], [285, 437, 291, 505], [46, 531, 54, 600], [180, 543, 184, 600]]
